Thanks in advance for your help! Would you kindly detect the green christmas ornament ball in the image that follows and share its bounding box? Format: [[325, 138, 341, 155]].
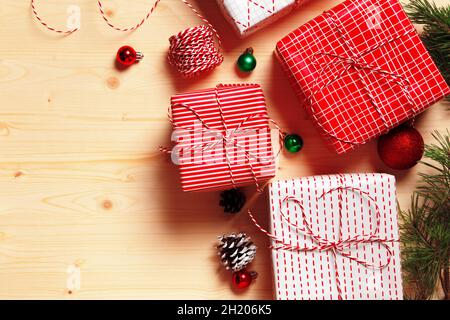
[[237, 48, 257, 72], [284, 134, 304, 153]]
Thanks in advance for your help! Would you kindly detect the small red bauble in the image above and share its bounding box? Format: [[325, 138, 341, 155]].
[[377, 126, 424, 170], [116, 45, 143, 67], [232, 270, 257, 289]]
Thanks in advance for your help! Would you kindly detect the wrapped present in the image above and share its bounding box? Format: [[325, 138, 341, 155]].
[[169, 84, 277, 192], [276, 0, 450, 154], [257, 173, 403, 300], [217, 0, 309, 37]]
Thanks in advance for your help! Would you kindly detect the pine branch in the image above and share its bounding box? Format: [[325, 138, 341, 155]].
[[406, 0, 450, 32], [400, 130, 450, 300], [405, 0, 450, 97]]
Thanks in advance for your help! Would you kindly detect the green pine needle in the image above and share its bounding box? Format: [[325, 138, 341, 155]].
[[400, 130, 450, 300], [405, 0, 450, 99]]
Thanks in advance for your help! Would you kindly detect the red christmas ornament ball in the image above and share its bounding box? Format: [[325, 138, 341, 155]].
[[116, 45, 142, 67], [377, 126, 424, 170], [232, 270, 257, 289]]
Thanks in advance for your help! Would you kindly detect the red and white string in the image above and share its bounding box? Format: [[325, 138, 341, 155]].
[[248, 174, 397, 299], [97, 0, 161, 32], [306, 11, 416, 147], [168, 25, 222, 77], [31, 0, 223, 76], [31, 0, 78, 34], [160, 84, 285, 193]]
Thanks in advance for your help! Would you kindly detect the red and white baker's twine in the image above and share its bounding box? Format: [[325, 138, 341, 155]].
[[168, 0, 223, 77], [160, 84, 285, 193], [168, 25, 223, 77], [97, 0, 161, 32], [31, 0, 78, 34], [248, 174, 398, 300], [230, 0, 306, 30], [306, 11, 417, 146], [31, 0, 161, 33], [31, 0, 223, 77]]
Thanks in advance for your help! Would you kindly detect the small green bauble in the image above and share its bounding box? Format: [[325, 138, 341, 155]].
[[237, 48, 257, 72], [284, 134, 304, 153]]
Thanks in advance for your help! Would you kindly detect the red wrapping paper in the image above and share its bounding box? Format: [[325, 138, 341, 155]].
[[276, 0, 450, 154], [170, 84, 276, 192], [217, 0, 310, 37]]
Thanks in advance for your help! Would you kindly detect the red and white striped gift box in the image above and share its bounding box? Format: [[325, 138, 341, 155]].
[[276, 0, 450, 154], [217, 0, 309, 37], [268, 173, 403, 300], [170, 84, 276, 192]]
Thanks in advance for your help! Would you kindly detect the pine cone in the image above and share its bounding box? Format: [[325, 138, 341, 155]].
[[217, 233, 256, 272], [219, 188, 246, 213]]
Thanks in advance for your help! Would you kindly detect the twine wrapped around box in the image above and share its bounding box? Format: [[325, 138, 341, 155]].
[[250, 173, 404, 300], [276, 0, 450, 154], [164, 84, 283, 192], [217, 0, 309, 37]]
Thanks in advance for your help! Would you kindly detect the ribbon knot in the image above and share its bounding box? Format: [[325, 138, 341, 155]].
[[248, 176, 399, 299], [306, 10, 417, 147], [222, 130, 237, 144], [347, 58, 357, 66], [166, 85, 283, 192], [327, 241, 340, 251]]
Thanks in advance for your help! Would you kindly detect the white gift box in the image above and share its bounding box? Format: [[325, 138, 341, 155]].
[[267, 173, 403, 300], [217, 0, 308, 37]]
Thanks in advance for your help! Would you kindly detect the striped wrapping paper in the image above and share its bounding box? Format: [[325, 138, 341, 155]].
[[217, 0, 309, 37], [269, 173, 403, 300], [276, 0, 450, 154], [170, 84, 276, 192]]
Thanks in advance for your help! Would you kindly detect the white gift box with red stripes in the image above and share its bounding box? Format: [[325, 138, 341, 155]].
[[217, 0, 309, 37], [170, 84, 276, 192], [268, 173, 403, 300]]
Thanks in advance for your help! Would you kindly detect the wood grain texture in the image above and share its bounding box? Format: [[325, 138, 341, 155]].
[[0, 0, 448, 299]]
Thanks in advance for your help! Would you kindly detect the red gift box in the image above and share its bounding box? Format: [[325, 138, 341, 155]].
[[170, 84, 276, 192], [264, 173, 403, 300], [276, 0, 450, 154]]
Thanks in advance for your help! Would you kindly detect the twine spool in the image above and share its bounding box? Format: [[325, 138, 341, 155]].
[[168, 25, 223, 77]]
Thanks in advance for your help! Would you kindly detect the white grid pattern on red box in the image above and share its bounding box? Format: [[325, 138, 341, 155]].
[[276, 0, 450, 154], [217, 0, 308, 36], [269, 173, 403, 300], [171, 84, 276, 192]]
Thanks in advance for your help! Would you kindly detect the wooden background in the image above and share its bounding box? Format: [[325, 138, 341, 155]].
[[0, 0, 448, 299]]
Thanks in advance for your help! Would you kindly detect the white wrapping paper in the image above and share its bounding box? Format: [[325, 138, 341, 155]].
[[217, 0, 307, 36], [268, 173, 403, 300]]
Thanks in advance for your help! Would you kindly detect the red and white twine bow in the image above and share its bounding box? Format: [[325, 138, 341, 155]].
[[248, 176, 398, 299], [161, 84, 284, 193], [307, 10, 417, 146]]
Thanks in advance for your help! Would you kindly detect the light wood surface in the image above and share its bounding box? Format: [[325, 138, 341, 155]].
[[0, 0, 448, 300]]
